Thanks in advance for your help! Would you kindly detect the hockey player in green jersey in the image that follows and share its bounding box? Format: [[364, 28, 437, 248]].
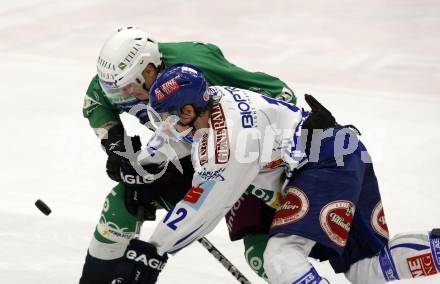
[[80, 26, 294, 283]]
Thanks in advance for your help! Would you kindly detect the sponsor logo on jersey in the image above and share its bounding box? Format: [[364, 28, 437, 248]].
[[407, 253, 437, 277], [101, 227, 133, 240], [210, 104, 230, 164], [248, 186, 280, 208], [183, 187, 204, 204], [370, 201, 390, 239], [227, 87, 256, 128], [226, 195, 246, 232], [271, 187, 309, 227], [319, 200, 355, 247], [197, 167, 226, 181], [264, 158, 284, 169], [125, 250, 166, 271], [245, 245, 263, 271], [198, 132, 209, 166], [97, 218, 134, 242], [182, 180, 216, 210]]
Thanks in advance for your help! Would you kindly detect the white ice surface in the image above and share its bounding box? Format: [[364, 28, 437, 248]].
[[0, 1, 439, 283]]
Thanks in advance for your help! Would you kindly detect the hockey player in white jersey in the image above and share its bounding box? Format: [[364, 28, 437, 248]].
[[110, 64, 440, 284]]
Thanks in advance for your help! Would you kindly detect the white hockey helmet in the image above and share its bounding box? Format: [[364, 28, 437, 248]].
[[97, 26, 162, 95]]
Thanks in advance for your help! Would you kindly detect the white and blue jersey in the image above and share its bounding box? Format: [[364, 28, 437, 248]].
[[146, 86, 440, 284], [148, 86, 308, 255]]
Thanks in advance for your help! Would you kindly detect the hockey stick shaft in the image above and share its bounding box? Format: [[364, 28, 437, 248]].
[[159, 198, 252, 284], [197, 237, 252, 284], [134, 206, 144, 239]]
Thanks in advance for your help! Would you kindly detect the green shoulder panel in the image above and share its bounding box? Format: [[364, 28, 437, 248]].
[[83, 75, 122, 130], [159, 42, 295, 103]]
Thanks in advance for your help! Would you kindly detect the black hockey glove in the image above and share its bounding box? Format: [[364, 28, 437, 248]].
[[121, 156, 195, 221], [302, 94, 337, 130], [111, 239, 167, 284], [101, 125, 142, 182], [120, 160, 162, 221], [301, 94, 338, 157]]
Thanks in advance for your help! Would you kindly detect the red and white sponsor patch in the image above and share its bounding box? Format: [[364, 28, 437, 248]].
[[210, 104, 230, 164], [407, 253, 438, 278], [271, 187, 309, 227], [320, 200, 355, 247], [183, 187, 204, 204], [264, 158, 284, 169], [370, 201, 389, 239]]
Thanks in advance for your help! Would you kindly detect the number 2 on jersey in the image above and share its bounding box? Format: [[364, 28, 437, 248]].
[[163, 207, 188, 231]]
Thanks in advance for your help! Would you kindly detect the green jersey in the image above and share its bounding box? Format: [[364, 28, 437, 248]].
[[83, 41, 295, 137]]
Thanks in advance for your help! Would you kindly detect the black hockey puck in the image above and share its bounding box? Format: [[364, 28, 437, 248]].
[[35, 199, 52, 216]]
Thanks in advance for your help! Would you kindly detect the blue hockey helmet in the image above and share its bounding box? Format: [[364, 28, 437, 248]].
[[149, 63, 209, 116]]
